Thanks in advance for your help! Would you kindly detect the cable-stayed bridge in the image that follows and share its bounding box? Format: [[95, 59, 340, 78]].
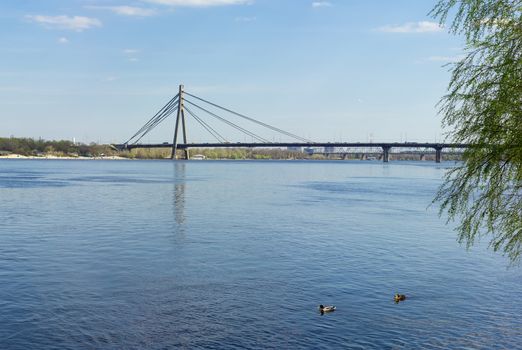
[[113, 85, 469, 162]]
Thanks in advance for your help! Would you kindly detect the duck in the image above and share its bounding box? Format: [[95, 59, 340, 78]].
[[394, 294, 406, 303], [319, 304, 336, 313]]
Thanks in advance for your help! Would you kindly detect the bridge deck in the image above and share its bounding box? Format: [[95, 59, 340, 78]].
[[114, 142, 469, 150]]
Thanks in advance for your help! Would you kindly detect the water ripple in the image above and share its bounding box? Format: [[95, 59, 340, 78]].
[[0, 159, 520, 349]]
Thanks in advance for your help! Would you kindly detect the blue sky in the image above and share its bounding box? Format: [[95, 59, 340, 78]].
[[0, 0, 464, 144]]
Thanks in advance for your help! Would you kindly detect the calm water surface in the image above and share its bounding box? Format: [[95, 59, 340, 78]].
[[0, 159, 521, 349]]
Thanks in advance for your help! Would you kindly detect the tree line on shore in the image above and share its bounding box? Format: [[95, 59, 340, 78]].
[[0, 137, 117, 157], [0, 137, 310, 159], [0, 137, 319, 159]]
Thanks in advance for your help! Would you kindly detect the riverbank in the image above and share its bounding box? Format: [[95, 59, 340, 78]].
[[0, 137, 463, 161], [0, 154, 128, 160], [0, 154, 460, 162]]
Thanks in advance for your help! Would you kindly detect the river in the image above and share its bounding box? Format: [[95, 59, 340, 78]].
[[0, 159, 520, 349]]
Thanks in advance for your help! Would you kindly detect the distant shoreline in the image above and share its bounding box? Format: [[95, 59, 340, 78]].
[[0, 154, 457, 162], [0, 154, 129, 160], [1, 137, 462, 161]]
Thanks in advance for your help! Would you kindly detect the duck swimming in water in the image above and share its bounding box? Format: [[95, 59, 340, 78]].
[[394, 294, 406, 303], [319, 305, 336, 313]]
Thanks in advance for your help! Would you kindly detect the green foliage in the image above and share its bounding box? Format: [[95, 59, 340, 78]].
[[130, 148, 171, 159], [431, 0, 522, 263], [0, 137, 117, 157], [186, 148, 314, 160]]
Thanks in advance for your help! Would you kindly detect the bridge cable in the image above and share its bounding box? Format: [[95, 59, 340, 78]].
[[185, 106, 228, 143], [133, 98, 179, 142], [126, 103, 177, 144], [184, 99, 269, 143], [185, 107, 226, 143], [184, 91, 312, 143], [184, 99, 271, 143], [131, 102, 180, 144], [147, 100, 180, 130], [128, 97, 181, 144], [129, 102, 179, 144], [184, 106, 228, 143], [124, 94, 179, 145], [124, 95, 179, 144]]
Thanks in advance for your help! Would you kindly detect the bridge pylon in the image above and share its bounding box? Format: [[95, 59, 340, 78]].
[[171, 84, 189, 160]]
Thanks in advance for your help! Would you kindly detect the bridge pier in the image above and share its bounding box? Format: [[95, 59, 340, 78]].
[[435, 146, 443, 163], [171, 84, 189, 160], [382, 146, 391, 162]]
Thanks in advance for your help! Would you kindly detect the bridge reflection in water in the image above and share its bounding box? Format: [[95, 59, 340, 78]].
[[172, 162, 186, 237]]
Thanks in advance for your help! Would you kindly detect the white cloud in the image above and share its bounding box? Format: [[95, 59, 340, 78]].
[[105, 76, 118, 82], [143, 0, 250, 6], [26, 15, 102, 31], [312, 1, 332, 7], [123, 49, 140, 62], [58, 37, 69, 44], [428, 55, 465, 63], [235, 16, 256, 22], [378, 21, 443, 33], [86, 6, 157, 17]]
